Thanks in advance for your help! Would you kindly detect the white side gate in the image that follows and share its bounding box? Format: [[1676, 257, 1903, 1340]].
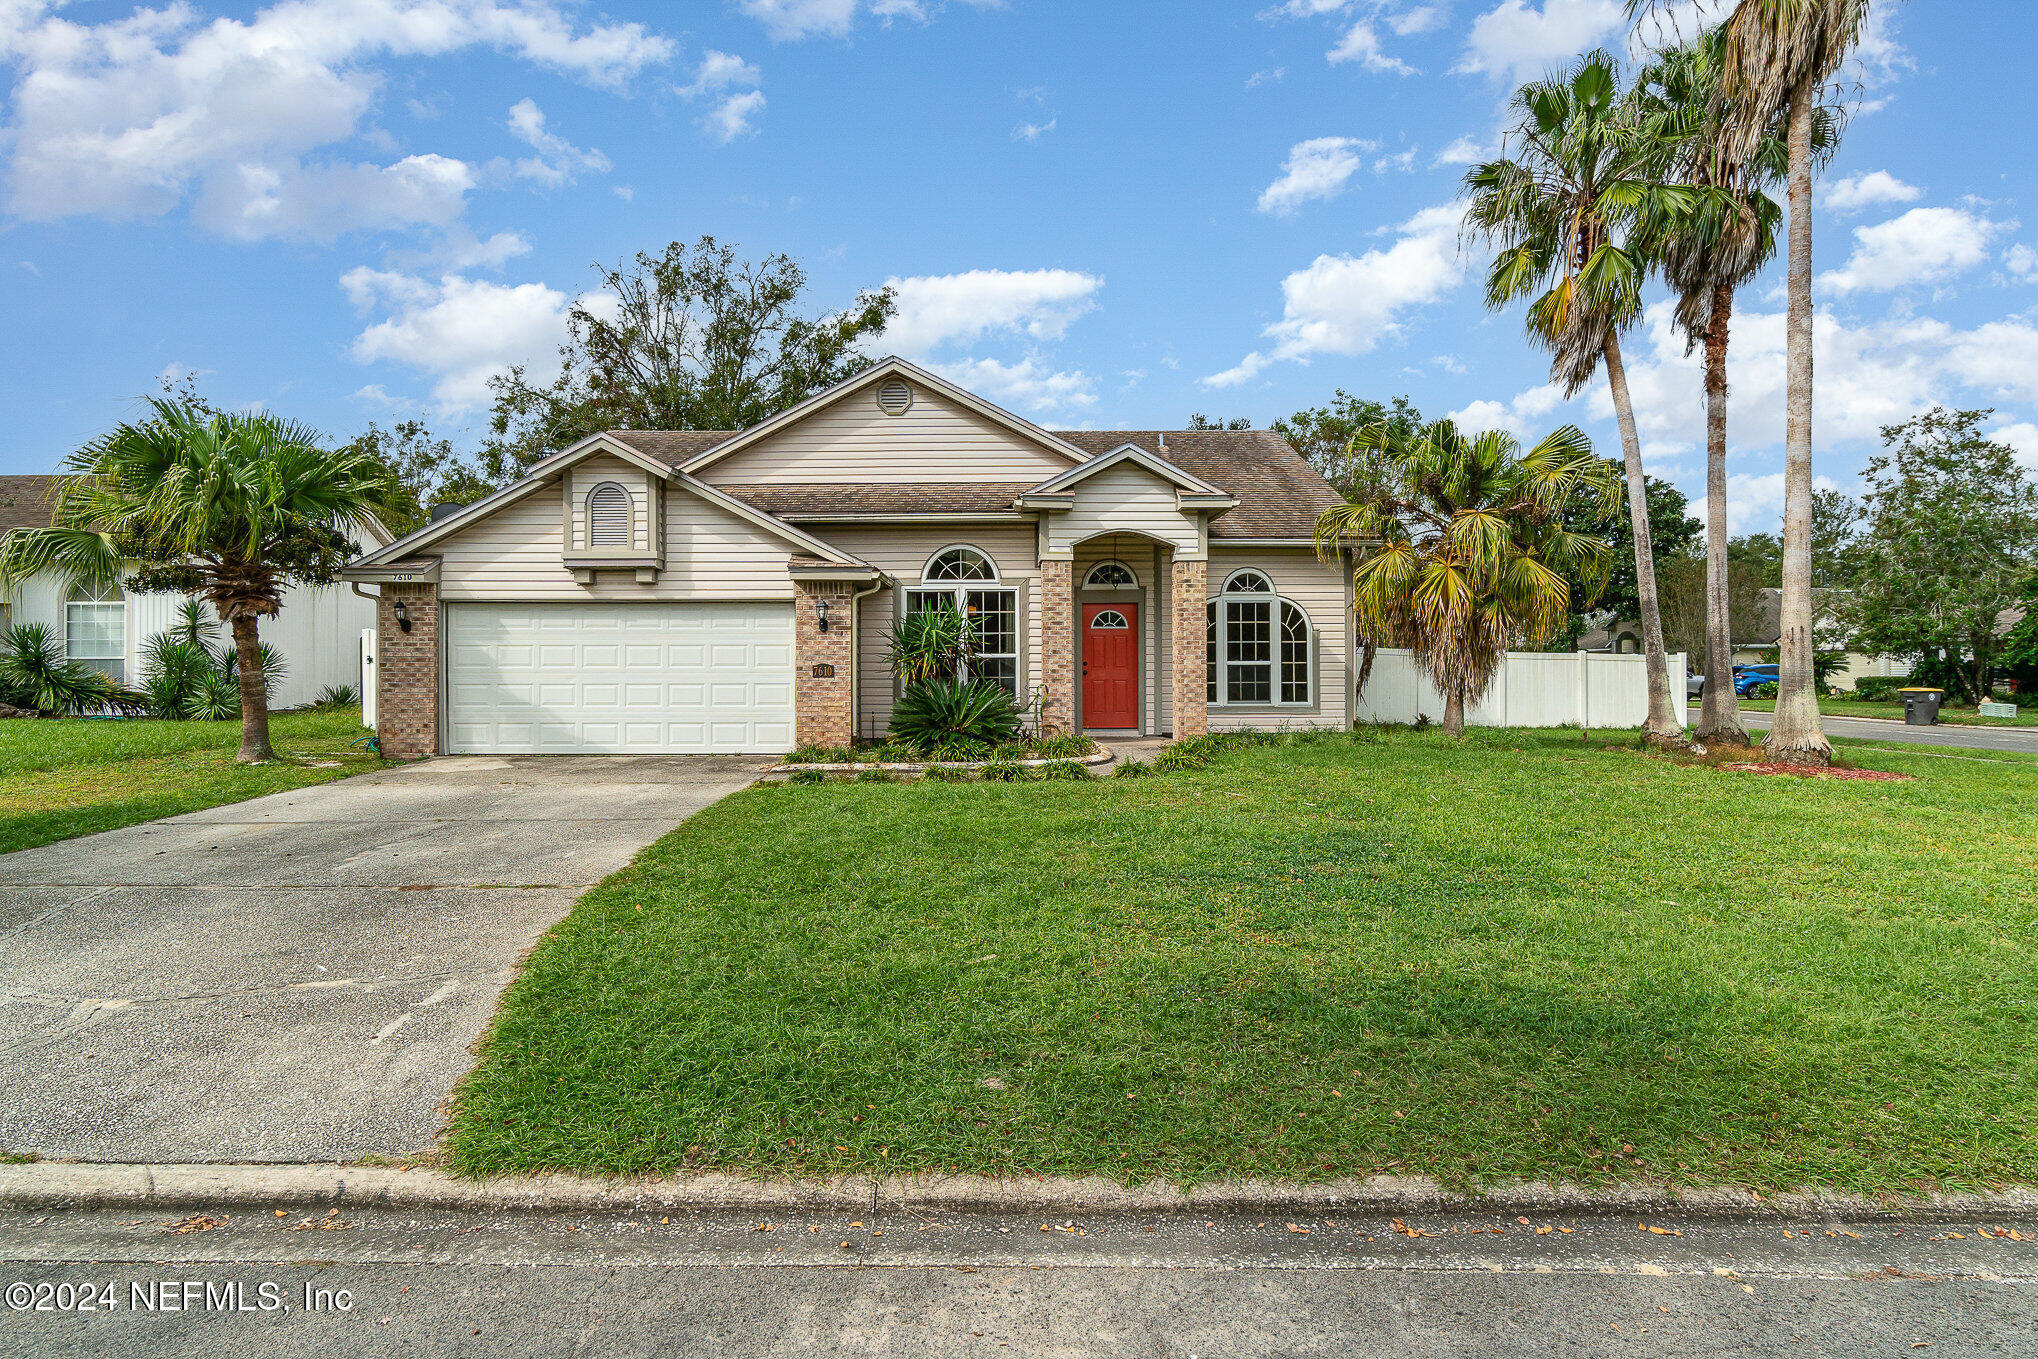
[[361, 629, 377, 729], [1352, 648, 1687, 729]]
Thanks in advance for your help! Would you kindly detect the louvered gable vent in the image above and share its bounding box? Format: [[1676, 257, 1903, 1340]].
[[875, 378, 913, 416], [586, 482, 631, 548]]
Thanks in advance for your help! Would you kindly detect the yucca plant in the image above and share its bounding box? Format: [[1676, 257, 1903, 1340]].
[[0, 623, 117, 715], [886, 602, 975, 685], [889, 678, 1022, 751]]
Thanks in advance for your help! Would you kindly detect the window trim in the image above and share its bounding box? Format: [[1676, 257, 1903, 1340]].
[[584, 480, 634, 550], [64, 580, 126, 682], [1205, 581, 1314, 709], [1083, 558, 1139, 589], [1220, 567, 1273, 595]]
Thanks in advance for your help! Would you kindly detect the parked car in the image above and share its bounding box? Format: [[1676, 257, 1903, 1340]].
[[1688, 671, 1708, 699], [1733, 664, 1779, 697]]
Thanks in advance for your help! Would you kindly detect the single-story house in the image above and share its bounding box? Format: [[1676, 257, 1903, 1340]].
[[1730, 588, 1911, 691], [0, 475, 387, 708], [341, 357, 1352, 757]]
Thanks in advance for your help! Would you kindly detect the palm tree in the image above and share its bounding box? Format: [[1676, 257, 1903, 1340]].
[[1464, 49, 1696, 747], [1314, 418, 1621, 737], [0, 400, 396, 762], [1637, 32, 1822, 744], [1630, 0, 1874, 764]]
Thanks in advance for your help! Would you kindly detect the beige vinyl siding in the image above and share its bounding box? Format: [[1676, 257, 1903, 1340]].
[[808, 523, 1038, 739], [1204, 547, 1349, 732], [434, 479, 796, 601], [567, 455, 651, 552], [1043, 462, 1202, 557], [699, 382, 1077, 485]]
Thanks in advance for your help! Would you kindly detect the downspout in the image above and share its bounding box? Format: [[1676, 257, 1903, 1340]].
[[847, 575, 886, 744]]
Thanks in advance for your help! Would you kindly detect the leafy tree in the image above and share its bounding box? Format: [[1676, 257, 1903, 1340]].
[[1660, 551, 1766, 664], [1847, 409, 2038, 703], [343, 420, 495, 537], [1583, 474, 1702, 624], [484, 237, 895, 479], [1809, 485, 1863, 587], [1314, 418, 1620, 737], [1273, 393, 1425, 500], [1998, 571, 2038, 691], [1187, 414, 1254, 431], [1465, 49, 1699, 743], [0, 401, 398, 762], [1728, 531, 1781, 586]]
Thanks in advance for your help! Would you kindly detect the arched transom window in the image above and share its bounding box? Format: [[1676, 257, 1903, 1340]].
[[1206, 571, 1311, 707], [66, 579, 126, 683], [1084, 559, 1138, 588], [907, 545, 1017, 695], [585, 482, 633, 549]]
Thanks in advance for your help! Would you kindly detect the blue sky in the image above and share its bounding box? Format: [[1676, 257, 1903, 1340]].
[[2, 0, 2031, 531]]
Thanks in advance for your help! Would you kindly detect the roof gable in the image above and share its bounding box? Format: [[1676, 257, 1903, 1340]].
[[1020, 442, 1230, 500]]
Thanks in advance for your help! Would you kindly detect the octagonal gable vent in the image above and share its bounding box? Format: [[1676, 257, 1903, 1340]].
[[875, 378, 913, 416]]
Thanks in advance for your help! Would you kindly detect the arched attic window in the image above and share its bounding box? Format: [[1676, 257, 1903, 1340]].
[[585, 482, 633, 550]]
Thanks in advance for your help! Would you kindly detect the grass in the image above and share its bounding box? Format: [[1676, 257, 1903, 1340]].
[[0, 707, 385, 854], [1728, 697, 2038, 727], [447, 727, 2038, 1194]]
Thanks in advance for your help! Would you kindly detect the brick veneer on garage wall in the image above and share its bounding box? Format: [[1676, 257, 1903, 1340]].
[[376, 583, 439, 759], [1037, 559, 1075, 735], [1170, 559, 1208, 738], [794, 580, 856, 748]]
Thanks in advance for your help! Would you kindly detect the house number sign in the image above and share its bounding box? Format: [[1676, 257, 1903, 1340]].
[[811, 664, 836, 678]]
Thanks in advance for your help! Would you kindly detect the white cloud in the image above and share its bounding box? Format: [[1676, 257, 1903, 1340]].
[[1013, 118, 1057, 142], [1991, 421, 2038, 472], [701, 90, 767, 143], [1256, 136, 1375, 216], [345, 269, 574, 410], [1819, 206, 2008, 295], [735, 0, 998, 41], [1375, 147, 1418, 173], [1433, 135, 1490, 167], [505, 99, 610, 187], [1824, 170, 1922, 213], [1390, 5, 1446, 35], [677, 50, 765, 143], [883, 269, 1103, 355], [2003, 244, 2037, 281], [1456, 0, 1623, 83], [0, 0, 671, 239], [1328, 22, 1416, 74], [1447, 384, 1564, 439], [1205, 203, 1466, 386], [930, 356, 1096, 413]]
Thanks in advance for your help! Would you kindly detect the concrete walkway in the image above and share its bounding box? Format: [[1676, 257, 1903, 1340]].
[[0, 756, 769, 1163]]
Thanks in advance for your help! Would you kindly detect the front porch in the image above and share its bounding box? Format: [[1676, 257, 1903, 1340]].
[[1039, 534, 1207, 741]]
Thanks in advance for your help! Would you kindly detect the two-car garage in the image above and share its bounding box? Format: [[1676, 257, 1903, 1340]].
[[442, 602, 796, 755]]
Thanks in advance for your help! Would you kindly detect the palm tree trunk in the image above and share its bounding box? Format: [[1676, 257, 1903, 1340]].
[[1443, 687, 1465, 737], [1600, 331, 1683, 744], [1767, 78, 1831, 766], [230, 613, 275, 763], [1698, 280, 1749, 745]]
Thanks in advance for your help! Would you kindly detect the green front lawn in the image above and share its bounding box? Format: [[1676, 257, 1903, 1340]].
[[447, 729, 2038, 1194], [0, 708, 385, 854], [1729, 697, 2038, 727]]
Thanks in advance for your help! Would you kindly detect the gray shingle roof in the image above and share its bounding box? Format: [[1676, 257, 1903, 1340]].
[[606, 427, 1340, 539], [0, 475, 62, 534]]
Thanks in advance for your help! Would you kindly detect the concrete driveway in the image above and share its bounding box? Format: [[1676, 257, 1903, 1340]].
[[0, 755, 770, 1163]]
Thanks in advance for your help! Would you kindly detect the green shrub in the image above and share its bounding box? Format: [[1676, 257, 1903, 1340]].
[[855, 769, 898, 783], [1154, 743, 1212, 773], [924, 765, 974, 782], [312, 684, 358, 709], [1850, 677, 1908, 703], [1029, 733, 1095, 760], [1753, 681, 1779, 699], [784, 745, 853, 765], [1112, 759, 1153, 778], [788, 768, 827, 785], [860, 740, 921, 764], [0, 623, 119, 715], [979, 761, 1025, 782], [1036, 760, 1091, 780], [890, 678, 1023, 750]]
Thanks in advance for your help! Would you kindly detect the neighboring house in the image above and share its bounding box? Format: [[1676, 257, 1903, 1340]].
[[1730, 588, 1911, 691], [341, 357, 1350, 757], [1575, 613, 1644, 655], [0, 474, 388, 708]]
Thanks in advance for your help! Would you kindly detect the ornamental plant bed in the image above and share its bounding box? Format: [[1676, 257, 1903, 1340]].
[[1721, 761, 1914, 782], [775, 734, 1103, 773]]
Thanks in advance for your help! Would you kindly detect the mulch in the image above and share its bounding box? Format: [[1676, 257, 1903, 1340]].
[[1720, 762, 1913, 782]]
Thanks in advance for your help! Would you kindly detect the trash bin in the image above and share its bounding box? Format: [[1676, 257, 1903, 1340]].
[[1899, 687, 1943, 725]]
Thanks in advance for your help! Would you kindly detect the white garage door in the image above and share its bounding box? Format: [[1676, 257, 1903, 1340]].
[[445, 602, 796, 754]]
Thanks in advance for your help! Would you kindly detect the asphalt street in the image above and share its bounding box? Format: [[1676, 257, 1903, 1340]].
[[1695, 706, 2038, 755], [2, 1204, 2032, 1356]]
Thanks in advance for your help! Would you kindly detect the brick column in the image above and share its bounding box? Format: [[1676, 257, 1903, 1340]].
[[1170, 559, 1208, 738], [376, 583, 439, 759], [794, 580, 856, 749], [1037, 558, 1075, 734]]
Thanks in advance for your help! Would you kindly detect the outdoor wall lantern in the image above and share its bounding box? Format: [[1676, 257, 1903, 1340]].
[[816, 597, 831, 633], [393, 599, 412, 633]]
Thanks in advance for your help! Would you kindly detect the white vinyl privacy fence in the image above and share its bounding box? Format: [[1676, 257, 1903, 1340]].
[[1352, 648, 1688, 729]]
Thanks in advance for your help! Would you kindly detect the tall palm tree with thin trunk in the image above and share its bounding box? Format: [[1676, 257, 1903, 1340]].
[[1631, 0, 1874, 763], [1636, 32, 1829, 744], [0, 401, 396, 763], [1314, 418, 1620, 737], [1464, 50, 1696, 746]]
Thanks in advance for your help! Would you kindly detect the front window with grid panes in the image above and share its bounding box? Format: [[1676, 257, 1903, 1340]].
[[907, 547, 1018, 696], [1205, 570, 1311, 706]]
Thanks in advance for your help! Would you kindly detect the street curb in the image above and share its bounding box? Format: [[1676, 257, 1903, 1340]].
[[2, 1164, 2034, 1221]]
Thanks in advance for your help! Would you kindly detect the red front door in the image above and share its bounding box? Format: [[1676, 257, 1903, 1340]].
[[1081, 603, 1139, 729]]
